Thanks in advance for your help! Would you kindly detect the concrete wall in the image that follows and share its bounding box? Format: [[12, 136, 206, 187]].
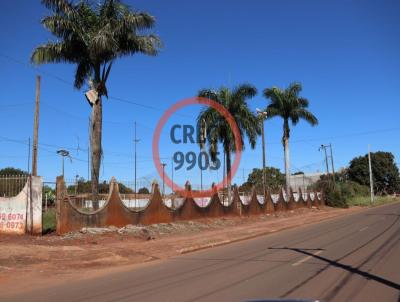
[[291, 172, 323, 192], [0, 176, 42, 235], [56, 176, 324, 235]]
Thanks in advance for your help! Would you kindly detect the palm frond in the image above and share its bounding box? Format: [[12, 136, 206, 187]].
[[297, 97, 309, 107], [41, 15, 77, 39], [74, 61, 92, 89], [286, 81, 302, 97], [41, 0, 76, 16], [123, 12, 155, 30], [34, 0, 162, 96], [31, 42, 79, 64], [232, 84, 257, 100], [295, 108, 319, 126]]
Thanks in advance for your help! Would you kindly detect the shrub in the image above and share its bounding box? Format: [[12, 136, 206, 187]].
[[325, 186, 348, 208]]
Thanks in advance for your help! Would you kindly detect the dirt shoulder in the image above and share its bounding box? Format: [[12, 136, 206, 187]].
[[0, 205, 371, 295]]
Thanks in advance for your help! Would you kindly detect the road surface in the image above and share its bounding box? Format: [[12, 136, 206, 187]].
[[7, 203, 400, 302]]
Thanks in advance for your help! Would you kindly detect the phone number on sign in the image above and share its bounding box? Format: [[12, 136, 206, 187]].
[[0, 213, 25, 230]]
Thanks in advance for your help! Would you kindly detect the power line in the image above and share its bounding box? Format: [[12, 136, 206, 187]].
[[0, 52, 192, 117], [289, 127, 400, 144]]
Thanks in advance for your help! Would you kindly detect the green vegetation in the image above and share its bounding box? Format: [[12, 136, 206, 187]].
[[138, 187, 150, 194], [263, 82, 319, 193], [42, 208, 56, 234], [31, 0, 161, 203], [240, 167, 285, 193], [197, 84, 261, 184], [66, 178, 134, 194], [43, 185, 56, 207], [0, 167, 28, 197], [347, 195, 400, 207], [0, 167, 28, 176], [348, 151, 400, 194], [313, 151, 400, 208]]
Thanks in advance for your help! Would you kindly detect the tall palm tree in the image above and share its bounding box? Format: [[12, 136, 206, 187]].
[[31, 0, 161, 204], [263, 82, 318, 193], [197, 84, 260, 196]]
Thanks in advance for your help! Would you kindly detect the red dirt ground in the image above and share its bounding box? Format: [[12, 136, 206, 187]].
[[0, 206, 363, 295]]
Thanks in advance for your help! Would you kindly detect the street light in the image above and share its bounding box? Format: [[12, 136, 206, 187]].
[[56, 149, 70, 177], [256, 108, 267, 195]]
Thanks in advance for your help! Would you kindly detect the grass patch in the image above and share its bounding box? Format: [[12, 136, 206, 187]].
[[42, 208, 56, 234], [347, 195, 400, 207]]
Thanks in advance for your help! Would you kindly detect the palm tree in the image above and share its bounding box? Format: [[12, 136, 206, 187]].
[[31, 0, 161, 205], [197, 84, 260, 197], [263, 82, 318, 193]]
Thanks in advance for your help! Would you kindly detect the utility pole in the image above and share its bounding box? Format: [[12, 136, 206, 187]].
[[320, 144, 331, 186], [32, 76, 40, 176], [368, 145, 374, 204], [256, 109, 268, 194], [75, 174, 79, 195], [171, 157, 174, 194], [27, 137, 31, 174], [88, 117, 91, 180], [329, 143, 335, 185], [134, 121, 140, 200], [161, 163, 167, 196]]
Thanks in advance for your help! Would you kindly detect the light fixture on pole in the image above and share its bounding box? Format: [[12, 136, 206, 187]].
[[256, 108, 267, 195], [56, 149, 70, 177]]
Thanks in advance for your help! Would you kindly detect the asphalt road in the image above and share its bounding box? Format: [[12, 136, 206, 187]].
[[9, 203, 400, 302]]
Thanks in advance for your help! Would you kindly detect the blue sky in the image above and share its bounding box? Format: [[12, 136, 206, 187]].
[[0, 0, 399, 190]]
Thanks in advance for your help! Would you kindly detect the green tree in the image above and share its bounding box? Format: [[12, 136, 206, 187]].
[[67, 178, 133, 194], [348, 151, 400, 194], [0, 167, 28, 176], [197, 84, 261, 193], [31, 0, 161, 206], [263, 82, 318, 193], [138, 187, 150, 194], [242, 167, 285, 193], [43, 185, 56, 206], [0, 167, 28, 197]]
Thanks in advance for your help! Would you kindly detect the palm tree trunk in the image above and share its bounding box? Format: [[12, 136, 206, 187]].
[[225, 146, 232, 203], [284, 136, 291, 193], [91, 96, 102, 210], [283, 120, 290, 194]]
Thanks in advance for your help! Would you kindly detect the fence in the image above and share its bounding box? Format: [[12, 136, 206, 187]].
[[56, 176, 324, 234], [61, 178, 153, 211], [0, 175, 42, 235], [0, 175, 29, 198]]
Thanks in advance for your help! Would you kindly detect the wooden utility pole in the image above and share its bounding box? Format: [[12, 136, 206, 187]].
[[329, 143, 336, 186], [32, 76, 41, 176], [134, 121, 140, 201], [320, 144, 331, 187], [368, 145, 374, 204]]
